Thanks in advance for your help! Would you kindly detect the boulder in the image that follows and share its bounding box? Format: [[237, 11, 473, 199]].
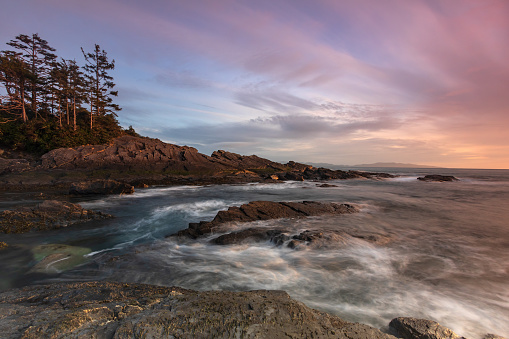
[[69, 179, 135, 195], [389, 317, 464, 339], [0, 281, 396, 339], [0, 200, 112, 234], [172, 201, 359, 239], [417, 175, 458, 182]]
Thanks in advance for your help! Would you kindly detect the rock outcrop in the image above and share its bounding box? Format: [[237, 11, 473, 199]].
[[0, 281, 396, 339], [389, 317, 465, 339], [0, 200, 112, 234], [0, 158, 32, 175], [210, 227, 391, 249], [40, 136, 227, 173], [69, 179, 134, 195], [173, 201, 359, 239], [417, 175, 458, 182]]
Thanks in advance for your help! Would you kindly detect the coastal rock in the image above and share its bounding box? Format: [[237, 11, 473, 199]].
[[211, 149, 287, 171], [69, 179, 135, 195], [483, 334, 507, 339], [212, 228, 290, 245], [317, 183, 339, 187], [417, 175, 458, 182], [0, 200, 112, 234], [0, 158, 32, 175], [0, 281, 396, 339], [389, 317, 464, 339], [35, 136, 394, 185], [39, 136, 287, 174], [172, 201, 359, 239], [210, 226, 391, 249]]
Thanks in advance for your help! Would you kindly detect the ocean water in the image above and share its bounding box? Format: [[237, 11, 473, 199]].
[[1, 168, 508, 337]]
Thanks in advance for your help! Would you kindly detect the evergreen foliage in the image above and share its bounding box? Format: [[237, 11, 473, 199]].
[[0, 33, 135, 155]]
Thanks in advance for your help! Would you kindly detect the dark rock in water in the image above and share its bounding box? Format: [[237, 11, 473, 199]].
[[172, 201, 359, 239], [417, 175, 458, 182], [212, 228, 290, 245], [281, 171, 305, 181], [70, 179, 135, 195], [302, 167, 395, 181], [317, 183, 339, 187], [0, 200, 112, 234], [0, 281, 396, 339], [482, 334, 507, 339], [389, 317, 465, 339]]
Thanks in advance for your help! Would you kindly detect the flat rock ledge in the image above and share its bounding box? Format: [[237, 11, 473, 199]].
[[0, 281, 392, 339], [172, 201, 359, 239], [0, 282, 501, 339], [0, 200, 112, 234]]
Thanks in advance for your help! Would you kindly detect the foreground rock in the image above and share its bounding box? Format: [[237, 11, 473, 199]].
[[0, 200, 112, 234], [173, 201, 359, 239], [69, 179, 134, 195], [0, 281, 395, 339], [417, 175, 458, 182], [389, 317, 465, 339]]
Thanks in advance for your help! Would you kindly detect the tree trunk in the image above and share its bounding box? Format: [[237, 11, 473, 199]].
[[66, 98, 69, 125], [90, 99, 93, 130], [21, 87, 27, 123], [73, 94, 76, 131]]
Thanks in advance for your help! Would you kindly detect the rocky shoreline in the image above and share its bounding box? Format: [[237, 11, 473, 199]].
[[1, 137, 479, 338], [0, 136, 395, 194], [1, 281, 498, 339]]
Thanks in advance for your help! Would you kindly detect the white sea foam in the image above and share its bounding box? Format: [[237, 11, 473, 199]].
[[153, 199, 243, 218]]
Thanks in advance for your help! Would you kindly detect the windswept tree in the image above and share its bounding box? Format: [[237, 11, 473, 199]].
[[0, 51, 32, 122], [6, 34, 56, 119], [68, 59, 85, 131], [50, 59, 71, 127], [81, 44, 121, 130]]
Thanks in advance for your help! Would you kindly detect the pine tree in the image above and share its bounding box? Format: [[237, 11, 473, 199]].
[[68, 59, 85, 131], [6, 34, 56, 119], [81, 44, 121, 130], [0, 51, 32, 122]]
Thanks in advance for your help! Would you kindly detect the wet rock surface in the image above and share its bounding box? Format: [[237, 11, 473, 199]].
[[172, 201, 359, 239], [417, 175, 458, 182], [69, 179, 135, 195], [389, 317, 465, 339], [210, 227, 392, 249], [0, 200, 112, 234], [0, 281, 396, 339]]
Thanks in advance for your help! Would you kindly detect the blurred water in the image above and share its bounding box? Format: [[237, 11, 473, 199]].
[[1, 168, 508, 337]]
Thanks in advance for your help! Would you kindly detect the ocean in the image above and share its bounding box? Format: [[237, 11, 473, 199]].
[[1, 167, 508, 337]]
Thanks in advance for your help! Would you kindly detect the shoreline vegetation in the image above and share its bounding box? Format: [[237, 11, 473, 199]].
[[1, 33, 485, 339]]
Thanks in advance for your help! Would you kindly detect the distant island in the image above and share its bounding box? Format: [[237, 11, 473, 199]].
[[352, 162, 441, 168], [308, 162, 440, 170]]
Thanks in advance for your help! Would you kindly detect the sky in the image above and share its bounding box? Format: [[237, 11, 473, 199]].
[[1, 0, 509, 169]]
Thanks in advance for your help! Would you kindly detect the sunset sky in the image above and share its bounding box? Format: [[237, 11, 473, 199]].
[[1, 0, 508, 168]]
